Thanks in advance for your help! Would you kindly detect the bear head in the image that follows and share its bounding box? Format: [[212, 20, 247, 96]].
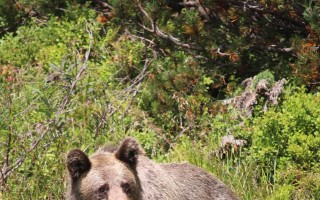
[[66, 137, 144, 200]]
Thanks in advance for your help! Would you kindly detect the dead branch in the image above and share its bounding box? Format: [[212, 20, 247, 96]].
[[58, 24, 93, 114], [137, 3, 202, 51], [223, 77, 287, 117], [125, 29, 156, 47], [268, 79, 287, 105], [174, 123, 194, 141], [0, 121, 51, 183], [213, 134, 247, 159], [121, 58, 153, 120]]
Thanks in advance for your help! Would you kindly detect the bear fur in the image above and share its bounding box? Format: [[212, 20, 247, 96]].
[[66, 137, 239, 200]]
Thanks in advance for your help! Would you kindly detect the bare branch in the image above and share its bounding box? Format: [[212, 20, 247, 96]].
[[121, 58, 153, 120], [213, 134, 247, 159], [58, 24, 93, 114], [1, 121, 50, 183], [125, 29, 156, 47], [174, 123, 194, 140], [137, 3, 202, 51], [223, 78, 286, 117]]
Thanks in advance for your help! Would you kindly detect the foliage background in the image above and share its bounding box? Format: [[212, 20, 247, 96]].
[[0, 0, 319, 199]]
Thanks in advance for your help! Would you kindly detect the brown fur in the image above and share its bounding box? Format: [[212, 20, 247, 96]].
[[66, 137, 239, 200]]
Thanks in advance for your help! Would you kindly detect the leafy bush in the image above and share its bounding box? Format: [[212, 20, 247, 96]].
[[0, 7, 99, 68], [250, 88, 320, 170], [245, 87, 320, 198]]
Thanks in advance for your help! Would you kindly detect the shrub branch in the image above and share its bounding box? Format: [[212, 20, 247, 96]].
[[0, 24, 93, 186]]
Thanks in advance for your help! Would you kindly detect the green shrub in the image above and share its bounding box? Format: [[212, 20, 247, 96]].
[[250, 88, 320, 171], [0, 7, 100, 68], [246, 87, 320, 197]]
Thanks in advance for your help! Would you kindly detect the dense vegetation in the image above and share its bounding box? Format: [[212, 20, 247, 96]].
[[0, 0, 319, 199]]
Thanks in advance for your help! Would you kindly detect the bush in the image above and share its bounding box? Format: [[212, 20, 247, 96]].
[[247, 86, 320, 197], [250, 87, 320, 170]]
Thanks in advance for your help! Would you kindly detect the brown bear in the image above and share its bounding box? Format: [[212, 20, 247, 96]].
[[66, 137, 239, 200]]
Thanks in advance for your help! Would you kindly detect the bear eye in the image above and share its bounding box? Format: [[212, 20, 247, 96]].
[[121, 182, 131, 194], [98, 184, 109, 194]]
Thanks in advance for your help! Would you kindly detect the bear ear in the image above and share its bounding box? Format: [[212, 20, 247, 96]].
[[115, 137, 144, 167], [67, 149, 91, 182]]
